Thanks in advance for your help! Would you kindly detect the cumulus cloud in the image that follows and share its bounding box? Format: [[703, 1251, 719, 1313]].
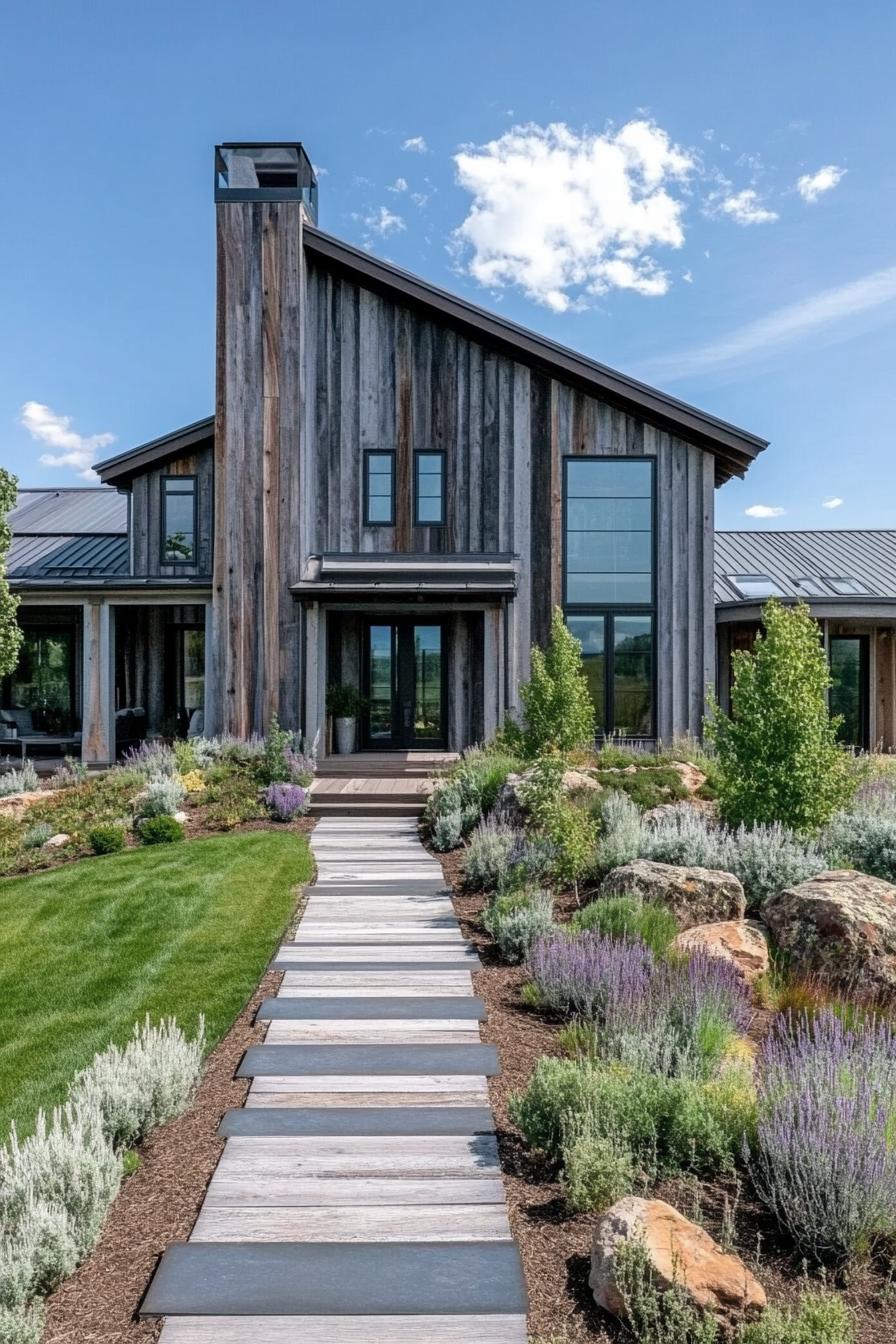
[[822, 496, 844, 509], [388, 177, 408, 193], [402, 136, 428, 153], [797, 164, 846, 203], [452, 119, 695, 311], [19, 401, 115, 479], [714, 188, 778, 225], [363, 206, 406, 237], [645, 265, 896, 380], [744, 504, 786, 519]]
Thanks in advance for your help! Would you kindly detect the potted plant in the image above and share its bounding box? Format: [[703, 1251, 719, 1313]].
[[326, 685, 367, 755]]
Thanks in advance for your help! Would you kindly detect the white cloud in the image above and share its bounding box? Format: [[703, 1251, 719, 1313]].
[[715, 188, 778, 225], [797, 164, 846, 203], [363, 205, 406, 237], [19, 401, 115, 479], [745, 504, 786, 518], [822, 496, 844, 509], [402, 136, 428, 153], [645, 264, 896, 380], [682, 269, 694, 284], [388, 177, 408, 193], [452, 119, 695, 311]]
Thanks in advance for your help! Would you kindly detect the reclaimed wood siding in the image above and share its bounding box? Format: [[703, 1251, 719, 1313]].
[[131, 447, 214, 577]]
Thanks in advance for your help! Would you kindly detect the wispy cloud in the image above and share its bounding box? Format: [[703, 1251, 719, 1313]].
[[796, 164, 846, 203], [402, 136, 428, 153], [822, 496, 844, 509], [714, 188, 778, 225], [452, 119, 695, 312], [19, 401, 115, 479], [745, 504, 785, 519], [644, 265, 896, 380], [387, 177, 408, 194], [360, 205, 406, 238]]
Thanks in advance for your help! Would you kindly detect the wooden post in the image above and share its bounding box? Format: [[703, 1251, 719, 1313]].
[[203, 599, 216, 736], [146, 607, 166, 736], [81, 600, 114, 765]]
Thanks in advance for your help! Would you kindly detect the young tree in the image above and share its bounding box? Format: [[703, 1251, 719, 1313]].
[[0, 468, 22, 678], [707, 599, 851, 832], [519, 607, 596, 757]]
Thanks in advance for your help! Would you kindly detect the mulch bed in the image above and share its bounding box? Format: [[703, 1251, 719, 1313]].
[[38, 968, 281, 1343], [437, 845, 896, 1344]]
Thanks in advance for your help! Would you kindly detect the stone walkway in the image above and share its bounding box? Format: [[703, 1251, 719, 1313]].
[[143, 817, 527, 1342]]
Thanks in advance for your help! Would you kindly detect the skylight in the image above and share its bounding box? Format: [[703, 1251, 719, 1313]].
[[794, 577, 828, 597], [728, 574, 784, 599], [824, 576, 869, 595]]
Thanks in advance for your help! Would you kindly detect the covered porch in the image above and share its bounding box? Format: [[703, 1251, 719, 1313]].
[[2, 589, 213, 767]]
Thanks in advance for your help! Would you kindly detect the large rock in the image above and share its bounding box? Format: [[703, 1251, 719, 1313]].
[[497, 766, 600, 820], [590, 1197, 766, 1327], [667, 760, 707, 794], [763, 869, 896, 994], [600, 859, 745, 929], [671, 919, 769, 985]]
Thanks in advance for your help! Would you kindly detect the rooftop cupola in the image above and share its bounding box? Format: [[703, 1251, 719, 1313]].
[[214, 142, 317, 222]]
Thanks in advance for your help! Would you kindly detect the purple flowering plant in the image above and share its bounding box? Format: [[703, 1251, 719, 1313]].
[[265, 782, 308, 821]]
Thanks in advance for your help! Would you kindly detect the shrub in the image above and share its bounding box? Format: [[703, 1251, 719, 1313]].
[[0, 763, 39, 798], [425, 780, 466, 852], [264, 782, 308, 821], [134, 773, 185, 820], [508, 1055, 600, 1160], [571, 895, 678, 957], [529, 930, 655, 1022], [707, 600, 852, 832], [87, 824, 126, 856], [748, 1010, 896, 1261], [520, 755, 598, 895], [25, 772, 142, 839], [593, 767, 690, 811], [561, 1120, 636, 1213], [69, 1016, 205, 1150], [593, 790, 643, 876], [21, 823, 53, 851], [179, 769, 206, 795], [519, 608, 596, 757], [202, 771, 266, 829], [823, 804, 896, 883], [483, 890, 554, 964], [284, 745, 316, 786], [614, 1233, 720, 1344], [138, 815, 184, 845], [727, 822, 827, 910], [463, 817, 520, 890], [47, 756, 87, 790], [260, 714, 296, 785], [640, 804, 730, 870], [739, 1289, 854, 1344], [424, 748, 520, 850], [119, 740, 178, 778], [0, 1303, 45, 1344]]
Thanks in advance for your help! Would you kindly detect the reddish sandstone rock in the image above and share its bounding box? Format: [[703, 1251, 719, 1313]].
[[600, 859, 746, 929], [672, 919, 769, 985]]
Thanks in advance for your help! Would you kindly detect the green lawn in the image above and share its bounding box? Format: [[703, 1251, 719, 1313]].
[[0, 830, 313, 1139]]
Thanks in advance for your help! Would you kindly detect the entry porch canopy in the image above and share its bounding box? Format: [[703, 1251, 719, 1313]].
[[291, 553, 518, 601]]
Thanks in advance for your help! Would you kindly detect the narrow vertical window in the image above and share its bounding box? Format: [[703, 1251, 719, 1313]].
[[161, 476, 197, 564], [364, 450, 395, 525], [414, 451, 445, 526]]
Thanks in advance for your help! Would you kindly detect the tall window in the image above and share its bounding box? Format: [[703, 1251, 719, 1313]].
[[161, 476, 197, 564], [564, 457, 655, 737], [364, 450, 395, 525], [414, 451, 445, 525]]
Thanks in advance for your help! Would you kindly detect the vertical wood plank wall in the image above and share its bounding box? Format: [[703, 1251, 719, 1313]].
[[131, 448, 214, 578]]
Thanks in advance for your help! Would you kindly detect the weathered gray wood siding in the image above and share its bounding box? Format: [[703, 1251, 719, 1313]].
[[130, 447, 214, 577]]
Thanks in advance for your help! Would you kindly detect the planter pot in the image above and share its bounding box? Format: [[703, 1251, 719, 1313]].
[[335, 716, 357, 754]]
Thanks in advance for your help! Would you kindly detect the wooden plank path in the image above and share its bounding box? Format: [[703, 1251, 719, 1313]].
[[144, 817, 527, 1342]]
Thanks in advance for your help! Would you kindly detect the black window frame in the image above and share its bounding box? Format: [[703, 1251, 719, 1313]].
[[562, 455, 657, 739], [160, 474, 198, 567], [414, 449, 446, 527], [363, 449, 396, 527]]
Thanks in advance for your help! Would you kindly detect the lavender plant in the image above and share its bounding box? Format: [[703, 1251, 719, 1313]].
[[47, 756, 87, 790], [528, 931, 655, 1022], [264, 782, 308, 821], [463, 816, 521, 890], [119, 740, 178, 778], [748, 1009, 896, 1261]]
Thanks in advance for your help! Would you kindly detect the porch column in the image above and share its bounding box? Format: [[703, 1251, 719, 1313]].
[[145, 607, 166, 736], [203, 599, 217, 737], [483, 606, 501, 740], [304, 603, 327, 755], [81, 599, 115, 765]]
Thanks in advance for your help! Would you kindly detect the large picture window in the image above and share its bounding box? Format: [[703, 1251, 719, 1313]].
[[161, 476, 197, 565], [564, 457, 655, 737]]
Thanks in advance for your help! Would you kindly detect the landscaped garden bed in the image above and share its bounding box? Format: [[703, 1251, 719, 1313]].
[[427, 604, 896, 1344]]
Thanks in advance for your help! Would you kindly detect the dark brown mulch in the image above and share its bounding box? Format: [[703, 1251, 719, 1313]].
[[437, 842, 896, 1344], [39, 969, 282, 1344]]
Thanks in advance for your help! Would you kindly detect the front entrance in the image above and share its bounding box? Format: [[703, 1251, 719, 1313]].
[[362, 620, 446, 749]]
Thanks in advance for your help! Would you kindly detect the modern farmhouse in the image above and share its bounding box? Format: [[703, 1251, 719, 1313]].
[[4, 143, 894, 763]]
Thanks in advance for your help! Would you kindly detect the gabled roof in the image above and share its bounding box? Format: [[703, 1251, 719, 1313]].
[[8, 488, 129, 580], [95, 417, 214, 488], [715, 530, 896, 605]]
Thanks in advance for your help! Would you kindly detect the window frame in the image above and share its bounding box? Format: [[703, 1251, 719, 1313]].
[[727, 573, 784, 600], [363, 449, 396, 527], [413, 449, 446, 528], [823, 575, 869, 596], [562, 455, 657, 739], [160, 474, 198, 567]]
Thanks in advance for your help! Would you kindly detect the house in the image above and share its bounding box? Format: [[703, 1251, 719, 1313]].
[[715, 529, 896, 751], [5, 141, 782, 762]]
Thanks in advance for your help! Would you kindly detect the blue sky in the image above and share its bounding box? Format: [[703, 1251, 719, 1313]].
[[2, 0, 894, 529]]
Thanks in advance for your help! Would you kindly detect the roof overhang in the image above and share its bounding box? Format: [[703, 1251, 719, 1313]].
[[292, 553, 518, 602], [715, 596, 896, 624], [11, 577, 212, 596], [303, 226, 768, 485], [94, 417, 214, 488]]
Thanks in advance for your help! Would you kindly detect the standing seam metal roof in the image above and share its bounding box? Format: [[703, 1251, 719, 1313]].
[[7, 489, 128, 579], [714, 530, 896, 603]]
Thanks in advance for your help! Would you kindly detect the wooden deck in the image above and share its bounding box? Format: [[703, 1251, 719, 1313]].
[[310, 751, 459, 817], [144, 818, 526, 1341]]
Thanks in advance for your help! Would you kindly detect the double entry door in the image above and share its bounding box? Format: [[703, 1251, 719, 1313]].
[[363, 620, 446, 749]]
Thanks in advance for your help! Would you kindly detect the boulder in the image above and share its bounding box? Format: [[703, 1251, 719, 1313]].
[[0, 788, 56, 819], [590, 1196, 766, 1328], [600, 859, 745, 929], [173, 810, 189, 824], [671, 919, 769, 985], [497, 766, 600, 819], [562, 769, 602, 794], [43, 833, 70, 849], [763, 869, 896, 995], [667, 760, 707, 794]]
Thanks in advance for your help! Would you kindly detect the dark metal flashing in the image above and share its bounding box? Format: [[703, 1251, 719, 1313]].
[[303, 225, 768, 484], [94, 417, 214, 488], [11, 576, 212, 594]]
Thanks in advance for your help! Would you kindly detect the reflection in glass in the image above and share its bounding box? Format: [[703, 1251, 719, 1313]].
[[366, 452, 394, 524], [564, 458, 652, 605], [415, 453, 444, 524], [613, 616, 653, 737], [413, 625, 442, 740], [829, 637, 863, 746], [368, 625, 393, 741], [7, 628, 75, 732], [566, 616, 605, 732], [181, 629, 205, 712], [163, 478, 196, 563]]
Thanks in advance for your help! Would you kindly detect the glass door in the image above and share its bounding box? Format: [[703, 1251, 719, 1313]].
[[366, 624, 396, 746], [363, 620, 446, 749], [829, 636, 869, 749]]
